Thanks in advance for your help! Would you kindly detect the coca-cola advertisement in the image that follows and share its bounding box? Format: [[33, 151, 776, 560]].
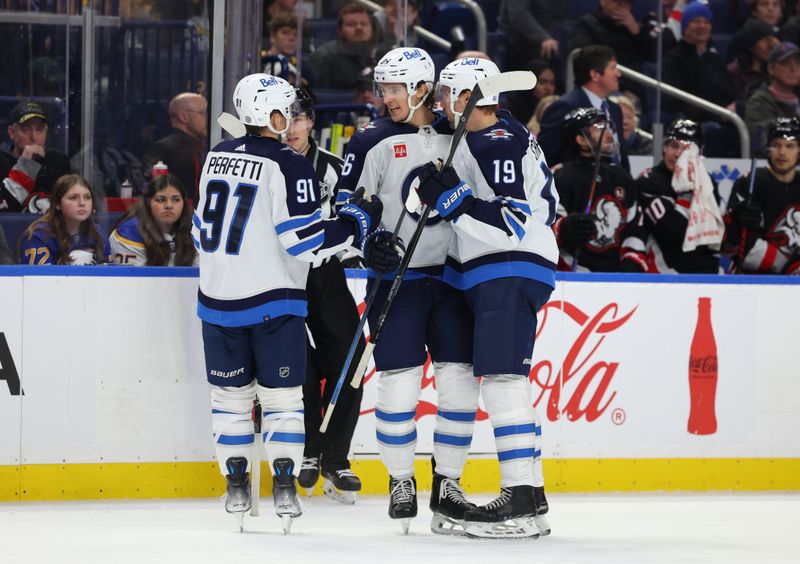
[[350, 279, 754, 458]]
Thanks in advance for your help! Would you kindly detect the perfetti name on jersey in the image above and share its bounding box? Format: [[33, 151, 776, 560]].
[[205, 155, 264, 180]]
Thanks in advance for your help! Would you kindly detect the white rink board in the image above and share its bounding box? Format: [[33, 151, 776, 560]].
[[1, 269, 800, 467]]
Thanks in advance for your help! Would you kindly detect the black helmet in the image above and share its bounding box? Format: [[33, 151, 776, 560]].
[[665, 119, 703, 147], [562, 107, 607, 144], [766, 116, 800, 145], [294, 87, 315, 121]]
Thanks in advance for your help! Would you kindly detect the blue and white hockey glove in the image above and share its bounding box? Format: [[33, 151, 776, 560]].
[[337, 186, 383, 244], [417, 161, 473, 221], [363, 229, 405, 275]]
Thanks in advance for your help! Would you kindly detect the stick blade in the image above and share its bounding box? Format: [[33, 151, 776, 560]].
[[477, 71, 537, 99], [217, 112, 247, 138]]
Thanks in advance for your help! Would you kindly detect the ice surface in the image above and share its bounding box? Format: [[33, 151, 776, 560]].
[[0, 493, 797, 564]]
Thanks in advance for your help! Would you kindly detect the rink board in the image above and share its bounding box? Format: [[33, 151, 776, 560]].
[[0, 267, 799, 500]]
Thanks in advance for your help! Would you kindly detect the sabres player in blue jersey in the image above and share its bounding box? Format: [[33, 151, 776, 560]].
[[416, 57, 559, 539], [191, 74, 383, 533], [335, 47, 477, 535]]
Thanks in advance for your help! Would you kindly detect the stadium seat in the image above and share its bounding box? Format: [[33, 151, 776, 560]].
[[306, 19, 338, 49]]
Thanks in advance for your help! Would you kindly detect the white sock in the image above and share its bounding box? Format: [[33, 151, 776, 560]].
[[211, 381, 256, 476], [374, 366, 423, 479], [257, 385, 305, 476], [432, 362, 478, 479]]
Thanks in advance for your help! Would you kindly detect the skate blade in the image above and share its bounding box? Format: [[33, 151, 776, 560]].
[[465, 517, 540, 539], [398, 518, 411, 535], [430, 513, 468, 536], [234, 512, 244, 533], [322, 479, 357, 505], [534, 514, 551, 536]]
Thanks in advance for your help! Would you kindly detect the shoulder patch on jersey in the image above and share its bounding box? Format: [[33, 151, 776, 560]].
[[483, 128, 513, 141]]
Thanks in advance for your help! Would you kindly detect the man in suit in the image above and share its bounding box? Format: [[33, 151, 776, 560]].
[[538, 45, 629, 171]]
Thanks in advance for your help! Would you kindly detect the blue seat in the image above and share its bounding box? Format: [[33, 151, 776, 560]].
[[429, 2, 476, 39], [570, 0, 598, 19], [306, 19, 338, 49], [708, 0, 739, 34], [711, 32, 734, 62], [475, 0, 501, 32]]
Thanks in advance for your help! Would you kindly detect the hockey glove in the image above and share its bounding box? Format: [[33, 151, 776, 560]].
[[558, 213, 596, 246], [363, 229, 406, 275], [417, 161, 473, 221], [619, 258, 646, 273], [731, 202, 763, 230], [338, 187, 383, 244]]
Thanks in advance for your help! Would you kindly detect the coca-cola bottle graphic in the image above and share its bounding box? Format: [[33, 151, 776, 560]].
[[688, 297, 718, 435]]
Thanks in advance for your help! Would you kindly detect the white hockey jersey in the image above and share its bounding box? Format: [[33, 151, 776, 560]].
[[444, 110, 559, 289], [192, 135, 357, 327], [336, 113, 454, 275]]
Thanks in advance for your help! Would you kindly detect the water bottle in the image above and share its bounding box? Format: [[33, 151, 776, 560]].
[[152, 161, 169, 178], [120, 178, 133, 199]]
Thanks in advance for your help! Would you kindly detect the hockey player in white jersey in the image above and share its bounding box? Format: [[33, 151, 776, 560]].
[[417, 57, 559, 539], [192, 74, 383, 533], [336, 47, 478, 535]]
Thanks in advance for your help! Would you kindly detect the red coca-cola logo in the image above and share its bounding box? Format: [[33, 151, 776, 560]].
[[357, 299, 638, 424], [689, 355, 717, 374]]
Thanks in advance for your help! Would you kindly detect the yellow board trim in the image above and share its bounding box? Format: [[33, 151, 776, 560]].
[[2, 458, 799, 501]]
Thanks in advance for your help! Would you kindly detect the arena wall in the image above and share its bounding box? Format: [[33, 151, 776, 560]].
[[1, 267, 798, 501]]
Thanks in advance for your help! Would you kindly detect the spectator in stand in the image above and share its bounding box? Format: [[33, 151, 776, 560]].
[[662, 2, 739, 155], [780, 0, 800, 43], [725, 116, 800, 273], [612, 94, 654, 156], [727, 20, 779, 100], [309, 2, 379, 90], [538, 45, 629, 170], [662, 0, 687, 42], [108, 173, 196, 266], [568, 0, 671, 73], [552, 107, 647, 272], [635, 119, 723, 273], [746, 42, 800, 152], [373, 0, 420, 49], [749, 0, 786, 32], [498, 0, 567, 70], [504, 59, 558, 126], [18, 174, 109, 265], [143, 92, 207, 203], [265, 12, 298, 61], [264, 0, 298, 44], [527, 94, 559, 135], [0, 223, 12, 264], [1, 100, 70, 213]]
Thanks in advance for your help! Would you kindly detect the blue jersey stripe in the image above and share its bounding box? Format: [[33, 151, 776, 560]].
[[437, 410, 476, 422], [503, 209, 526, 240], [275, 209, 322, 235], [433, 432, 473, 447], [287, 232, 324, 257], [216, 433, 254, 445], [375, 409, 416, 422], [266, 432, 305, 444], [197, 299, 307, 327], [497, 447, 536, 462], [192, 213, 201, 228], [494, 423, 536, 438], [443, 261, 556, 290], [376, 430, 417, 446]]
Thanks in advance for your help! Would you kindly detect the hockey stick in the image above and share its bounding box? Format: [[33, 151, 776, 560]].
[[217, 112, 247, 138], [344, 70, 539, 391], [319, 189, 421, 433], [571, 119, 608, 272], [250, 398, 261, 516], [737, 157, 758, 271]]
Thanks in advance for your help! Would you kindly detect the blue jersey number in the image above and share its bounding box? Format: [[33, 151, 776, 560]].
[[201, 180, 258, 254]]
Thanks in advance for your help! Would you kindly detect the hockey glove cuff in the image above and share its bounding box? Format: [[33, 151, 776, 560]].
[[557, 213, 596, 246], [731, 202, 763, 230], [338, 187, 383, 244], [363, 229, 405, 275], [417, 161, 473, 221]]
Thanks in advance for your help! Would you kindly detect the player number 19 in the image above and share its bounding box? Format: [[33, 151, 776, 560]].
[[493, 159, 516, 184]]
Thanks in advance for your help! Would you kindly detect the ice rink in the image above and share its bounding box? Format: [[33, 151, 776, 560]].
[[1, 492, 797, 564]]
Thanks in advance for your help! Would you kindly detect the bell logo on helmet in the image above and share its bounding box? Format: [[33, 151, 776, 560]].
[[403, 49, 422, 60], [259, 76, 279, 88], [460, 58, 480, 66]]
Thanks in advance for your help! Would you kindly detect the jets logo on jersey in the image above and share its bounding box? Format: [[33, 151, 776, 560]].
[[394, 143, 408, 158], [484, 128, 512, 141]]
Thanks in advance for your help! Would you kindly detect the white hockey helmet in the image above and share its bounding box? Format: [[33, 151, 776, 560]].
[[233, 73, 298, 135], [437, 57, 500, 119], [373, 47, 435, 123]]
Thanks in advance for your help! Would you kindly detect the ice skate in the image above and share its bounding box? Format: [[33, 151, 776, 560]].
[[388, 476, 417, 535], [321, 466, 361, 505], [429, 473, 477, 536], [533, 486, 551, 536], [223, 457, 251, 532], [272, 458, 303, 534], [463, 486, 540, 539], [298, 455, 320, 496]]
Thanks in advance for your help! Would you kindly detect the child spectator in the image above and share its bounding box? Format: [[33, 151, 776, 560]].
[[18, 174, 108, 265], [109, 173, 196, 266]]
